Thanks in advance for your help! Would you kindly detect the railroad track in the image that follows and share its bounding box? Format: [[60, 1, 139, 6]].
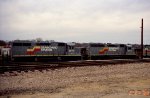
[[0, 59, 150, 76]]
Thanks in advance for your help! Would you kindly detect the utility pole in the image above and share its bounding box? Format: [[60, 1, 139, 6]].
[[141, 18, 143, 59]]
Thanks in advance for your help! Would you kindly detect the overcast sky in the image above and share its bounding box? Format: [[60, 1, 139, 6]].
[[0, 0, 150, 44]]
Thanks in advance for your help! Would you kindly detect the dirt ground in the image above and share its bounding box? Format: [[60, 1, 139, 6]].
[[0, 62, 150, 98]]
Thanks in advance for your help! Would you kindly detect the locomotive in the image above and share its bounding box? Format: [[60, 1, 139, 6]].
[[1, 40, 150, 62]]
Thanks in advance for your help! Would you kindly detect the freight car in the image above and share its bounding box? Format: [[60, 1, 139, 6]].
[[1, 40, 150, 62]]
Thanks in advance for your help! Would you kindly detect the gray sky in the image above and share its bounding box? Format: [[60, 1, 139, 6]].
[[0, 0, 150, 44]]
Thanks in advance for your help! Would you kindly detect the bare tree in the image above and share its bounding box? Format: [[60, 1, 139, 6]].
[[36, 38, 43, 42], [0, 40, 6, 46]]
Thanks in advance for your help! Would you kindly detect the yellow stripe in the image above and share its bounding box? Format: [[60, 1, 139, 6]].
[[27, 48, 34, 52]]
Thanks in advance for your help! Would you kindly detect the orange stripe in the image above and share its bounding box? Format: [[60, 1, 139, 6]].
[[99, 47, 109, 54], [26, 46, 41, 54]]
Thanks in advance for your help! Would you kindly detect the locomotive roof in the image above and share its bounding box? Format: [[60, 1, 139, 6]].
[[12, 40, 33, 43], [11, 40, 149, 46], [12, 40, 66, 44]]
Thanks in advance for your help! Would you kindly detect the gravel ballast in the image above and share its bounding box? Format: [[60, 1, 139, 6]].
[[0, 62, 150, 98]]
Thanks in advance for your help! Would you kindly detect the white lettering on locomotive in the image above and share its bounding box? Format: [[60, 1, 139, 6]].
[[108, 47, 119, 51], [41, 46, 57, 51]]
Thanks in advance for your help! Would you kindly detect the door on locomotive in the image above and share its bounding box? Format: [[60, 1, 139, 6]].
[[81, 48, 88, 60], [126, 44, 136, 55]]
